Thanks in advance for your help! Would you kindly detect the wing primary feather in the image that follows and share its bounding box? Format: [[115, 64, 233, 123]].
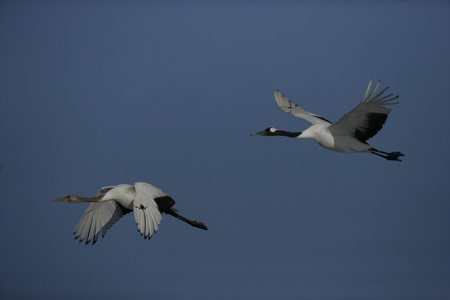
[[149, 202, 158, 238], [80, 217, 92, 243], [148, 201, 160, 234], [141, 209, 147, 236], [362, 79, 372, 101], [374, 94, 395, 102], [76, 217, 89, 241], [139, 210, 145, 236], [377, 95, 399, 104], [86, 218, 95, 244], [73, 218, 83, 236], [135, 208, 143, 235], [93, 217, 102, 245], [144, 208, 150, 238], [366, 80, 381, 100], [146, 210, 152, 238], [84, 218, 95, 245], [369, 86, 389, 102], [149, 203, 161, 232], [140, 210, 145, 237]]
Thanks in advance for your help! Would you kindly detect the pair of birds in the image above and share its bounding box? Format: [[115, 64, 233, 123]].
[[53, 79, 404, 245]]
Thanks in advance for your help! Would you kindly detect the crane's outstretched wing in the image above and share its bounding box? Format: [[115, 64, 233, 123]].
[[329, 80, 399, 143], [73, 201, 131, 245], [133, 182, 174, 239], [274, 90, 332, 125]]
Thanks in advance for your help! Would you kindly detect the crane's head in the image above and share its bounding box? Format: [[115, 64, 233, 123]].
[[250, 127, 278, 136], [50, 195, 80, 203], [250, 127, 302, 138]]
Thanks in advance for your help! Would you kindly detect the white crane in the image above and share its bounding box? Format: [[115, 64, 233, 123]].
[[51, 182, 207, 245], [251, 80, 404, 161]]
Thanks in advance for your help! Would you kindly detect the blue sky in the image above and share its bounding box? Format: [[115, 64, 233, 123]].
[[1, 1, 449, 299]]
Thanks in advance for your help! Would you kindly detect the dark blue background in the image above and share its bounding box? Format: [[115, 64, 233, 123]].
[[1, 1, 449, 299]]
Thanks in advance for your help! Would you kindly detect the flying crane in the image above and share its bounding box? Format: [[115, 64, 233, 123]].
[[251, 80, 404, 161], [51, 182, 207, 245]]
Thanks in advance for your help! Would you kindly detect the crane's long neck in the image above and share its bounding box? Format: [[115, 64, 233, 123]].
[[272, 130, 302, 138], [166, 209, 208, 230], [73, 195, 103, 202], [50, 195, 103, 203]]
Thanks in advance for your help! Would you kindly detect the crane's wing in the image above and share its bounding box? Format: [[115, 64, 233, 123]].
[[133, 182, 175, 239], [329, 80, 399, 143], [274, 90, 332, 125], [73, 201, 131, 245]]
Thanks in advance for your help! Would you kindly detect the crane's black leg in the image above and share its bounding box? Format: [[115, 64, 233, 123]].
[[166, 209, 208, 230], [370, 149, 404, 161]]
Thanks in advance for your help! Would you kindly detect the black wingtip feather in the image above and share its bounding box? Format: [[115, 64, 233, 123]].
[[354, 112, 388, 143]]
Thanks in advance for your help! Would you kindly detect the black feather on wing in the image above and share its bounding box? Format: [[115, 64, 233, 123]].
[[154, 196, 176, 213], [353, 112, 388, 143]]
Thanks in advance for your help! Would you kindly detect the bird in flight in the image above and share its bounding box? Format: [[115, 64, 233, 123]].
[[51, 182, 207, 245], [251, 80, 404, 161]]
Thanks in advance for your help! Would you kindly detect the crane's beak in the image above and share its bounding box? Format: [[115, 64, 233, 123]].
[[50, 197, 67, 202], [250, 130, 264, 136]]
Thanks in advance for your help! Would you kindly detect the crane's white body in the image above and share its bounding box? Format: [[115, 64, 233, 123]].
[[298, 124, 371, 153], [251, 80, 404, 160], [52, 182, 207, 245]]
